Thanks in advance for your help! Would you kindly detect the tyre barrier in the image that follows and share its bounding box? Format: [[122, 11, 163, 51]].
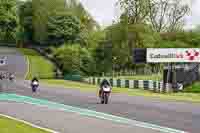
[[84, 77, 183, 93]]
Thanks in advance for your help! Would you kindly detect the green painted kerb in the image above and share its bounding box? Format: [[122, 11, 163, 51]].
[[0, 93, 186, 133]]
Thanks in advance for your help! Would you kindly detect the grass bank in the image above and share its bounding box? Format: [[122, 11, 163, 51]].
[[0, 116, 49, 133], [19, 48, 55, 80], [41, 79, 200, 103]]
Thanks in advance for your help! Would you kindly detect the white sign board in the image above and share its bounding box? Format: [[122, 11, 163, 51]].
[[147, 48, 200, 63]]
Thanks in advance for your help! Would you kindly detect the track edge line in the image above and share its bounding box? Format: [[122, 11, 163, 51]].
[[0, 114, 60, 133]]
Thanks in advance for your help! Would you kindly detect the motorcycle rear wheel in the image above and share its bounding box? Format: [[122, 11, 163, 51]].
[[101, 99, 104, 104], [105, 94, 108, 104], [32, 87, 36, 92]]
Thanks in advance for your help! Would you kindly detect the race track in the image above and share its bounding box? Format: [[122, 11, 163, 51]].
[[1, 101, 163, 133], [0, 47, 27, 78], [0, 48, 199, 133], [1, 80, 199, 133]]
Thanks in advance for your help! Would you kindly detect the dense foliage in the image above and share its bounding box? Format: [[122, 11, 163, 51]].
[[18, 0, 33, 44], [52, 44, 94, 76], [0, 0, 18, 42], [0, 0, 199, 77], [47, 12, 81, 45]]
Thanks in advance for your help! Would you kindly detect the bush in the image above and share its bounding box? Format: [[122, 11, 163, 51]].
[[159, 40, 189, 48], [160, 32, 200, 48], [53, 44, 94, 76], [64, 74, 83, 81], [184, 82, 200, 93]]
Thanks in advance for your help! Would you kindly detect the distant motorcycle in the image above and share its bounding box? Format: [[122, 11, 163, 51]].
[[100, 85, 111, 104], [9, 75, 15, 82], [31, 81, 39, 92]]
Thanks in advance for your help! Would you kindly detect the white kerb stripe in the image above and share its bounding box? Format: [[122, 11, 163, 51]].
[[149, 80, 154, 91], [91, 77, 93, 84], [156, 81, 159, 89], [113, 79, 117, 87], [121, 79, 126, 88], [160, 82, 163, 92], [84, 78, 89, 83], [89, 77, 92, 84], [139, 80, 144, 88], [95, 78, 98, 85], [129, 80, 134, 89]]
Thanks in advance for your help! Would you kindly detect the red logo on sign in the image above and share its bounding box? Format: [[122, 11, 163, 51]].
[[185, 50, 200, 61]]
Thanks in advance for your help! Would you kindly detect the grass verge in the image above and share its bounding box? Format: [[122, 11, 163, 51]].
[[41, 79, 200, 103], [19, 48, 55, 80], [0, 116, 49, 133], [184, 82, 200, 93]]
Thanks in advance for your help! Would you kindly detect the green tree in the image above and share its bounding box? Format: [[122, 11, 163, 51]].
[[68, 1, 100, 47], [70, 2, 99, 31], [148, 0, 190, 32], [0, 0, 18, 42], [79, 47, 95, 75], [118, 0, 190, 32], [118, 0, 149, 24], [105, 15, 160, 71], [79, 29, 105, 48], [53, 44, 80, 74], [32, 0, 66, 44], [32, 0, 98, 46], [53, 44, 94, 76], [92, 41, 113, 75], [160, 31, 200, 48], [47, 12, 81, 45], [18, 0, 33, 43]]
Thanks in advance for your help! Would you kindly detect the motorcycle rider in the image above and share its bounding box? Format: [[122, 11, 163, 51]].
[[99, 79, 111, 98], [31, 77, 39, 92], [9, 73, 15, 81], [31, 77, 39, 84]]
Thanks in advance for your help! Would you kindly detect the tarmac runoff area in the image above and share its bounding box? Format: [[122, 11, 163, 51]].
[[0, 94, 187, 133]]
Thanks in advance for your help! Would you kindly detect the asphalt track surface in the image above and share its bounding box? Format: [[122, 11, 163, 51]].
[[0, 48, 199, 133], [0, 47, 27, 78], [0, 80, 198, 133], [1, 101, 164, 133]]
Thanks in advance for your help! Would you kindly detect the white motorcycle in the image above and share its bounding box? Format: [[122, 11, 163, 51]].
[[31, 81, 39, 92], [100, 85, 111, 104], [9, 75, 15, 82]]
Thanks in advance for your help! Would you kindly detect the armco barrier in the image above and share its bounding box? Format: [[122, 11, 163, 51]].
[[84, 77, 181, 93]]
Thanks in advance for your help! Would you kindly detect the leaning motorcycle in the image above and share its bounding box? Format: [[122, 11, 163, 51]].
[[9, 76, 14, 82], [100, 85, 111, 104], [31, 81, 39, 92]]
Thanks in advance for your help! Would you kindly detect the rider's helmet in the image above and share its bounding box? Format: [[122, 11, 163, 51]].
[[10, 73, 14, 77], [32, 77, 38, 82], [100, 79, 110, 87]]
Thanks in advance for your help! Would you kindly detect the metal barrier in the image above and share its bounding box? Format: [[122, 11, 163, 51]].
[[84, 77, 183, 93]]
